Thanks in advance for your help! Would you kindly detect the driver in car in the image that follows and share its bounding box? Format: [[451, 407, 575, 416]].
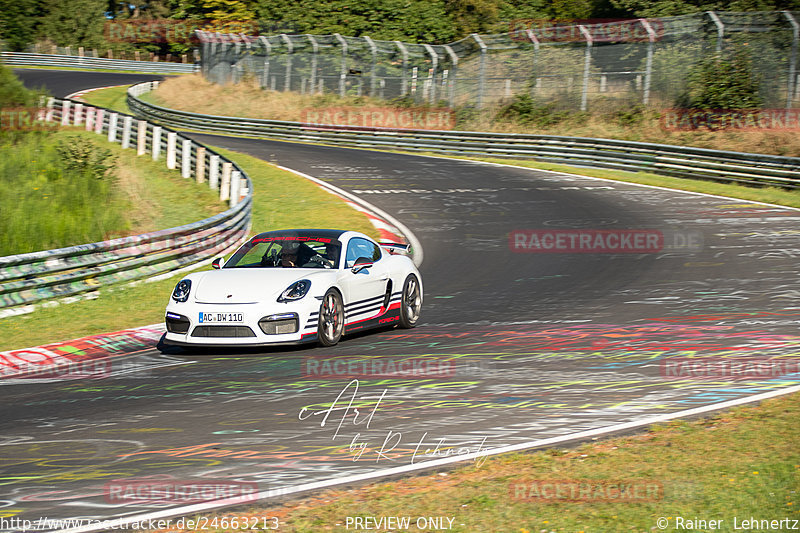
[[280, 242, 300, 267]]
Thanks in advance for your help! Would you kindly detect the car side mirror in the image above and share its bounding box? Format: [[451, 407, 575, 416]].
[[212, 257, 225, 269], [351, 256, 373, 274]]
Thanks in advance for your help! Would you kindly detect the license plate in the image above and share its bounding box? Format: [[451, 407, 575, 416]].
[[199, 312, 244, 324]]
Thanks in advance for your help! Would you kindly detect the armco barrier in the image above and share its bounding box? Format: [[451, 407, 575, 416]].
[[127, 82, 800, 189], [1, 51, 197, 74], [0, 89, 251, 310]]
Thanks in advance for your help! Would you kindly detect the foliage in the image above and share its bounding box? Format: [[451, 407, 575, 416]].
[[0, 0, 46, 51], [677, 49, 763, 109], [0, 132, 126, 255], [496, 93, 573, 127], [36, 0, 108, 48], [611, 0, 800, 17], [0, 62, 39, 108]]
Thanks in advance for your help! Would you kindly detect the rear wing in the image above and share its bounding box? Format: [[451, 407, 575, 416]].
[[379, 241, 412, 256]]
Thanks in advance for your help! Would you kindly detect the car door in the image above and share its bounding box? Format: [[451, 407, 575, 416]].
[[341, 237, 390, 325]]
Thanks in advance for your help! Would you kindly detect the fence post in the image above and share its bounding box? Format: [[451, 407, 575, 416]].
[[784, 11, 799, 109], [526, 29, 540, 98], [259, 36, 272, 89], [121, 116, 132, 148], [706, 11, 725, 54], [166, 131, 177, 169], [182, 139, 192, 178], [152, 126, 162, 160], [395, 41, 409, 96], [423, 44, 438, 104], [364, 36, 378, 96], [443, 45, 459, 107], [108, 112, 118, 142], [220, 162, 232, 202], [137, 120, 147, 155], [640, 19, 658, 106], [307, 35, 319, 93], [472, 34, 487, 108], [196, 146, 206, 184], [209, 154, 221, 189], [94, 108, 104, 134], [335, 33, 348, 97], [280, 34, 293, 91], [578, 25, 593, 112]]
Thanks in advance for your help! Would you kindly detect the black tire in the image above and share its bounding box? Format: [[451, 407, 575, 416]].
[[398, 274, 422, 328], [317, 289, 345, 346]]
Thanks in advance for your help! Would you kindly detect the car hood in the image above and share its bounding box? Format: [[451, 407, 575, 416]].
[[192, 269, 335, 304]]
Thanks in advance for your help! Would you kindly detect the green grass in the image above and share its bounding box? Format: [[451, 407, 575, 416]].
[[0, 130, 127, 255], [81, 85, 131, 114], [190, 392, 800, 532], [0, 144, 378, 351]]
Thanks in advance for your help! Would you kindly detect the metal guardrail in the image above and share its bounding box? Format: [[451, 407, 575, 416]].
[[0, 92, 251, 310], [1, 52, 198, 74], [127, 83, 800, 189]]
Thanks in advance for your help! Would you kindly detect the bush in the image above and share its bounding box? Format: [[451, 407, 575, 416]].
[[496, 94, 572, 128], [677, 49, 763, 110]]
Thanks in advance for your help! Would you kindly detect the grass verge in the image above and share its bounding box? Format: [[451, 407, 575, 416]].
[[80, 85, 132, 114], [0, 144, 378, 351], [159, 391, 800, 532]]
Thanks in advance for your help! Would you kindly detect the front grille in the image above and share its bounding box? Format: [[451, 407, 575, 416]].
[[191, 326, 256, 338], [165, 313, 190, 334], [259, 313, 299, 335]]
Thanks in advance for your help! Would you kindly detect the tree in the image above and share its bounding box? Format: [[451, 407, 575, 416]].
[[37, 0, 109, 48], [0, 0, 45, 51]]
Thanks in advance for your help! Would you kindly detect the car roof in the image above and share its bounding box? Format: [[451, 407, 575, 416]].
[[251, 229, 349, 241]]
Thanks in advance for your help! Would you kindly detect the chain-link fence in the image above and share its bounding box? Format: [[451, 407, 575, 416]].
[[199, 11, 800, 112]]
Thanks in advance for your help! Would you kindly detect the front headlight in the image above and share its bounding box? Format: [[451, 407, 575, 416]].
[[172, 279, 192, 302], [278, 279, 311, 302]]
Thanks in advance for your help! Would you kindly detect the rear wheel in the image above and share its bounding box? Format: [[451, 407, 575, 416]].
[[398, 274, 421, 328], [318, 289, 344, 346]]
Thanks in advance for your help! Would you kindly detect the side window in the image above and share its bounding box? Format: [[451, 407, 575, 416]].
[[345, 238, 382, 268]]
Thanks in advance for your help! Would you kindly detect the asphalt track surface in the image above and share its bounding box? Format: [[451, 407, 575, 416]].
[[2, 70, 799, 530]]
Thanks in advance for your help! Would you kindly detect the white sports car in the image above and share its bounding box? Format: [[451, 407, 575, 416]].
[[163, 229, 422, 347]]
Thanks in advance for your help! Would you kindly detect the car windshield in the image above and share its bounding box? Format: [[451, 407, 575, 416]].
[[224, 235, 342, 269]]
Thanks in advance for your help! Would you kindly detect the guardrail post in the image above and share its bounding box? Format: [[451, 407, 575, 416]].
[[94, 108, 104, 134], [46, 97, 55, 122], [152, 126, 162, 160], [85, 107, 95, 131], [230, 170, 241, 208], [167, 132, 177, 169], [108, 112, 118, 142], [60, 100, 71, 125], [196, 146, 206, 184], [121, 116, 132, 148], [182, 139, 192, 178], [137, 120, 147, 155], [209, 154, 221, 189], [220, 162, 232, 202], [73, 103, 84, 125]]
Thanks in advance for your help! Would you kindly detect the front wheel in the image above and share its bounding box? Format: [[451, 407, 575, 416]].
[[317, 289, 344, 346], [398, 274, 422, 328]]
